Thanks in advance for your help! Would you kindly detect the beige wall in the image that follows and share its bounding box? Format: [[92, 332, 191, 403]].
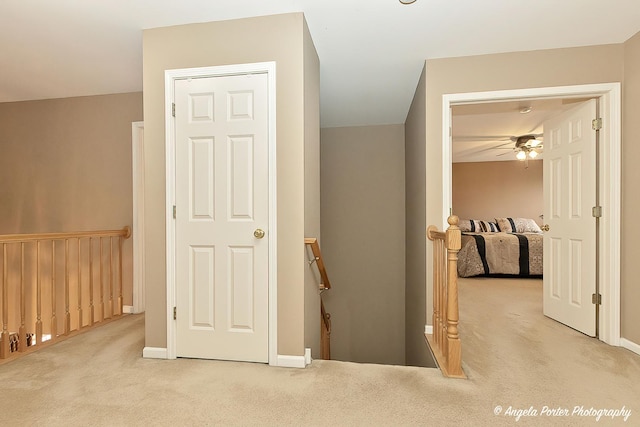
[[416, 43, 639, 342], [142, 13, 311, 355], [0, 92, 142, 307], [404, 66, 435, 367], [622, 32, 640, 344], [303, 20, 322, 357], [320, 124, 406, 365], [452, 160, 543, 224]]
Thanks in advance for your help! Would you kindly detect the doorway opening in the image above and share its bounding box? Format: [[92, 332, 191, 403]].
[[442, 83, 621, 346]]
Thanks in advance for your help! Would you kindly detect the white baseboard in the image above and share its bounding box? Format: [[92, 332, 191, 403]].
[[123, 305, 135, 314], [277, 354, 307, 368], [425, 325, 433, 335], [620, 338, 640, 356], [142, 348, 308, 366], [143, 347, 168, 359], [304, 348, 312, 365]]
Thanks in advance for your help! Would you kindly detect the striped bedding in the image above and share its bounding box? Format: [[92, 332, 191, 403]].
[[457, 232, 543, 278]]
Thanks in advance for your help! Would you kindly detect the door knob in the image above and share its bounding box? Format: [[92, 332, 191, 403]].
[[254, 229, 265, 239], [541, 224, 550, 232]]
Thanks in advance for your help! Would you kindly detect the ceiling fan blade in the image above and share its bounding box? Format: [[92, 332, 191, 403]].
[[452, 135, 512, 142], [451, 135, 511, 143], [496, 151, 514, 157], [471, 141, 515, 154]]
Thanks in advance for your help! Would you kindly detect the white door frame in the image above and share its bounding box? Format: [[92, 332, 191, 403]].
[[132, 121, 145, 314], [442, 83, 621, 346], [165, 62, 278, 364]]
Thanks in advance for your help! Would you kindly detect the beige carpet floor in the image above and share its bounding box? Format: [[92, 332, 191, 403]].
[[1, 277, 638, 426]]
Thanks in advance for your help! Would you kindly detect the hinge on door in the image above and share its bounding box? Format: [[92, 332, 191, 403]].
[[592, 293, 602, 305], [591, 294, 602, 305], [592, 118, 602, 131], [173, 205, 176, 219], [173, 306, 177, 320], [592, 206, 602, 218], [172, 103, 176, 117]]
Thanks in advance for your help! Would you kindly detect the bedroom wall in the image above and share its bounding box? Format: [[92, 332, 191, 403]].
[[320, 124, 406, 365], [452, 160, 543, 225], [143, 13, 312, 356], [622, 31, 640, 345], [0, 92, 142, 307], [418, 43, 631, 341]]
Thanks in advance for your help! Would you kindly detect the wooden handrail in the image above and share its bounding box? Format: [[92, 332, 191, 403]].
[[0, 227, 131, 243], [0, 226, 131, 362], [425, 215, 465, 379], [305, 237, 332, 360], [304, 238, 331, 290]]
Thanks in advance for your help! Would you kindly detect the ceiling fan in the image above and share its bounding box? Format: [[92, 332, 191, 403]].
[[451, 131, 544, 163], [496, 134, 544, 160]]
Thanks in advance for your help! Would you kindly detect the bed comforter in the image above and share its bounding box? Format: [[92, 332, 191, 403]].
[[457, 232, 543, 278]]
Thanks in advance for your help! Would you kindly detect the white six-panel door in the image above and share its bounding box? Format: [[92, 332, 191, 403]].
[[174, 73, 269, 362], [543, 99, 597, 336]]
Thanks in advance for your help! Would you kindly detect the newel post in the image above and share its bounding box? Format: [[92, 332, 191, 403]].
[[445, 215, 463, 376]]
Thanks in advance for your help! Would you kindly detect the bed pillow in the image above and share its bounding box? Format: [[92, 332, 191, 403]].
[[479, 220, 499, 233], [458, 219, 483, 232], [495, 217, 542, 233]]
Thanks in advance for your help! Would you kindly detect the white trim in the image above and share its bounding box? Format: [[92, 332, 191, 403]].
[[165, 73, 177, 359], [123, 305, 135, 314], [442, 83, 621, 346], [304, 348, 312, 366], [620, 338, 640, 356], [425, 325, 433, 335], [276, 354, 307, 369], [165, 62, 278, 364], [142, 347, 168, 359], [132, 121, 145, 314]]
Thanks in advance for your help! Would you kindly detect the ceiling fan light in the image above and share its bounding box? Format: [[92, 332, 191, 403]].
[[530, 139, 542, 147], [529, 150, 538, 159], [516, 150, 527, 160]]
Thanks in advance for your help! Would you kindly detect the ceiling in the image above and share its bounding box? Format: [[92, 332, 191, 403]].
[[452, 98, 591, 163], [1, 1, 639, 128]]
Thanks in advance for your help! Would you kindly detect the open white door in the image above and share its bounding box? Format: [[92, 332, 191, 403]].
[[174, 73, 270, 362], [543, 99, 597, 336]]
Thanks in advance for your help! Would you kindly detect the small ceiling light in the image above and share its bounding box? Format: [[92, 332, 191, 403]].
[[528, 150, 538, 159], [519, 106, 532, 114], [399, 0, 417, 4], [516, 150, 527, 160], [529, 139, 542, 147]]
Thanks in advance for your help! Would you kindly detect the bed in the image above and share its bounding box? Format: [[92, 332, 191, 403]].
[[456, 218, 543, 278]]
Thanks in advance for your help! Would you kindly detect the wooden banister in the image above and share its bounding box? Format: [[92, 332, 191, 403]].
[[304, 238, 331, 290], [305, 237, 332, 359], [0, 227, 131, 363], [320, 299, 331, 360], [425, 215, 465, 379]]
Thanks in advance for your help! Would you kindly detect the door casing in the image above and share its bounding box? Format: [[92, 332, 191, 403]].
[[165, 62, 278, 364], [441, 83, 621, 346], [132, 121, 145, 314]]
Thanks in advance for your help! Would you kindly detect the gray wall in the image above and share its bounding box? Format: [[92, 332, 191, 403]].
[[320, 124, 406, 365], [303, 19, 322, 358], [0, 92, 143, 307], [421, 43, 630, 347], [622, 31, 640, 344], [404, 65, 435, 367], [143, 13, 311, 354]]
